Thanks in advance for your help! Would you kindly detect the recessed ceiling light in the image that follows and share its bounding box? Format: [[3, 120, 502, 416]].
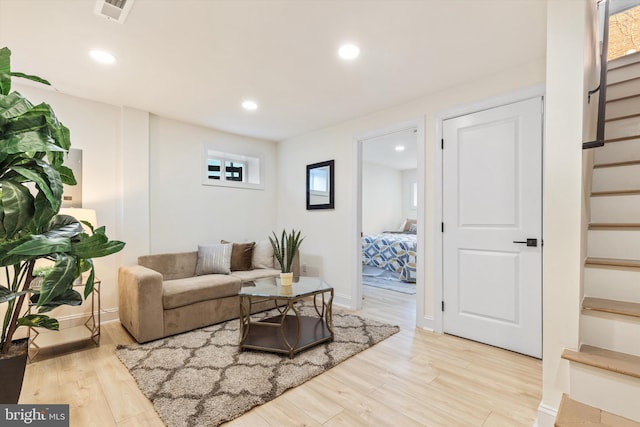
[[89, 49, 116, 65], [242, 100, 258, 111], [395, 145, 405, 152], [338, 44, 360, 60]]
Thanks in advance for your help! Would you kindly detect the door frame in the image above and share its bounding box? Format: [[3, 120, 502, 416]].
[[353, 118, 425, 325], [433, 85, 545, 333]]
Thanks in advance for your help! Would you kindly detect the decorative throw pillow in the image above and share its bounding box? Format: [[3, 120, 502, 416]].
[[221, 240, 255, 271], [408, 223, 418, 233], [252, 240, 274, 269], [403, 219, 417, 232], [195, 243, 232, 275]]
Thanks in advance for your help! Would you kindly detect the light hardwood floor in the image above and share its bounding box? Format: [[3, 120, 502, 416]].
[[20, 286, 542, 426]]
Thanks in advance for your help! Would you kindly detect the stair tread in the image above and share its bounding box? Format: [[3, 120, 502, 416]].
[[589, 223, 640, 230], [555, 394, 640, 426], [592, 190, 640, 197], [594, 160, 640, 169], [583, 297, 640, 318], [607, 74, 640, 84], [606, 135, 640, 143], [585, 257, 640, 268], [606, 113, 640, 123], [562, 345, 640, 379]]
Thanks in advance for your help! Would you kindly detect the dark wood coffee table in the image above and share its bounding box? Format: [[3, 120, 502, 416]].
[[238, 276, 334, 358]]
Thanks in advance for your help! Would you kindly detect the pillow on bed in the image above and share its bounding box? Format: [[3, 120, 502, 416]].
[[403, 219, 417, 232], [408, 223, 417, 233]]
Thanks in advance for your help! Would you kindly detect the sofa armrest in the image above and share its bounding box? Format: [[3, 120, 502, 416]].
[[118, 265, 164, 343]]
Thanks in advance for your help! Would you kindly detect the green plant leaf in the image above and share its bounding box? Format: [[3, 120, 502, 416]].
[[0, 287, 29, 303], [35, 288, 82, 313], [8, 235, 72, 256], [10, 72, 50, 87], [71, 234, 125, 258], [58, 165, 76, 185], [0, 91, 33, 120], [83, 264, 95, 298], [1, 180, 34, 237], [0, 130, 65, 155], [0, 236, 32, 266], [48, 215, 83, 236], [36, 254, 77, 307], [13, 161, 61, 210], [31, 190, 58, 232], [0, 47, 11, 95], [17, 314, 59, 330]]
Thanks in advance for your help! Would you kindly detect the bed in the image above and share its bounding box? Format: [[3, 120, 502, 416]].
[[362, 232, 417, 282]]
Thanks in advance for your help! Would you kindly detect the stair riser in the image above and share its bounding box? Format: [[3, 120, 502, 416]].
[[608, 59, 640, 85], [594, 138, 640, 165], [605, 116, 640, 141], [607, 82, 640, 104], [584, 267, 640, 304], [608, 79, 640, 101], [587, 230, 640, 259], [581, 312, 640, 357], [570, 364, 640, 422], [606, 97, 640, 120], [591, 194, 640, 223], [592, 164, 640, 193]]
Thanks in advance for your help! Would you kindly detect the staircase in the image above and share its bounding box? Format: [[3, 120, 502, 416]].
[[558, 52, 640, 425]]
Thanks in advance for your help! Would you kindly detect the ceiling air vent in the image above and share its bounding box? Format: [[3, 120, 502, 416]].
[[94, 0, 135, 24]]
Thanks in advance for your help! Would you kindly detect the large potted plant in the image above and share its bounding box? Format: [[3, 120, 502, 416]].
[[269, 229, 303, 286], [0, 47, 125, 403]]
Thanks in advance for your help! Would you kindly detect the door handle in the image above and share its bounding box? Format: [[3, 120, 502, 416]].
[[513, 238, 538, 247]]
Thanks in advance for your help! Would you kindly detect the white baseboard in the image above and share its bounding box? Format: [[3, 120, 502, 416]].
[[535, 401, 558, 427], [333, 293, 354, 309], [55, 307, 119, 329]]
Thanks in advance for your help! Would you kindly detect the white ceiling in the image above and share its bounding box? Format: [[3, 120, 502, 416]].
[[363, 128, 418, 171], [0, 0, 547, 142]]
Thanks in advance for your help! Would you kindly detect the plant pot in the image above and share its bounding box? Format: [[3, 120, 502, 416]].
[[0, 337, 29, 404], [280, 272, 293, 287]]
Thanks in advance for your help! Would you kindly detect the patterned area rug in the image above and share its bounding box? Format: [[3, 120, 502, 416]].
[[116, 303, 399, 427]]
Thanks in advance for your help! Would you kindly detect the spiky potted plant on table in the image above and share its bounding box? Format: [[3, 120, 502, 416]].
[[0, 47, 125, 403], [269, 229, 304, 287]]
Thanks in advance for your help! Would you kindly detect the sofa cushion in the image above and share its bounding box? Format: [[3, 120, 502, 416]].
[[195, 243, 232, 275], [221, 240, 255, 271], [163, 274, 242, 309], [139, 252, 198, 280], [252, 240, 274, 269], [230, 268, 281, 283]]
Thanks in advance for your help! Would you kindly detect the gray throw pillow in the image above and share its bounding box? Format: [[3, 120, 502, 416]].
[[195, 243, 232, 275]]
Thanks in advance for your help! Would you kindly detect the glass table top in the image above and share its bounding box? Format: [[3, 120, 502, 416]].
[[239, 276, 332, 299]]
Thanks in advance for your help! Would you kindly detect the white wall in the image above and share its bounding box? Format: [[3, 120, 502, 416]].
[[362, 163, 403, 234], [277, 59, 545, 311], [402, 169, 418, 221], [148, 115, 278, 253]]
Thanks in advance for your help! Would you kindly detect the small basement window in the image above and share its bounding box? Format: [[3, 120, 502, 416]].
[[203, 147, 263, 190]]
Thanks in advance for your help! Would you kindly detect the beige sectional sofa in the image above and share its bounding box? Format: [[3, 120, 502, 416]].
[[118, 241, 298, 343]]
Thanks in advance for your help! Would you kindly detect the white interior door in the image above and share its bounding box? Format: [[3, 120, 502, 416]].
[[442, 97, 542, 358]]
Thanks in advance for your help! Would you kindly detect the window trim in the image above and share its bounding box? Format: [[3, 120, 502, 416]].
[[202, 146, 264, 190]]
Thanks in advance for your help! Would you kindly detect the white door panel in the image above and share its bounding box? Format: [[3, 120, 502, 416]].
[[443, 97, 542, 358]]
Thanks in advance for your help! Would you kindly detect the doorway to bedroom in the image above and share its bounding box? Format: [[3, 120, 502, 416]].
[[357, 120, 422, 328]]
